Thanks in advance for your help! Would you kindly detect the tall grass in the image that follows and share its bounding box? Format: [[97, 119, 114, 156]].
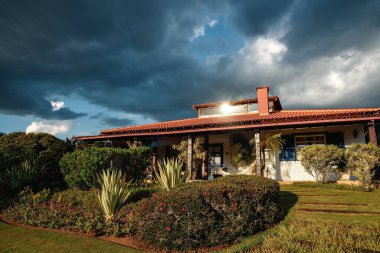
[[97, 169, 131, 221], [155, 158, 187, 191]]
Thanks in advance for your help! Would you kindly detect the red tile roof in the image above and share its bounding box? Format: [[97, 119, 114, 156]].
[[192, 96, 282, 109], [77, 108, 380, 140]]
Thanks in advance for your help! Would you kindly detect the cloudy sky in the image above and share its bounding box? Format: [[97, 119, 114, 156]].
[[1, 0, 380, 139]]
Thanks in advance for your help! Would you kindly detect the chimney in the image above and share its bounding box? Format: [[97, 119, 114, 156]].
[[256, 86, 269, 115]]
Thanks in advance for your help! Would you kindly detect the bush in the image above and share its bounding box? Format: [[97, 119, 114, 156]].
[[127, 175, 281, 250], [292, 181, 367, 191], [4, 188, 127, 236], [0, 132, 68, 196], [346, 144, 380, 191], [59, 146, 152, 189], [299, 145, 345, 182]]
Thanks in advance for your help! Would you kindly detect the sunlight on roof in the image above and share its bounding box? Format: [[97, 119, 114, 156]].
[[221, 103, 233, 114]]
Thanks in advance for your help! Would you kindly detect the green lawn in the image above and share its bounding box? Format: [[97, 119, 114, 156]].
[[0, 221, 141, 253], [1, 185, 380, 252]]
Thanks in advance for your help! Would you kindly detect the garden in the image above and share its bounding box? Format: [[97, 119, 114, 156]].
[[0, 132, 380, 252]]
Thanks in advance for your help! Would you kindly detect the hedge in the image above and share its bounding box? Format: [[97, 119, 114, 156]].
[[128, 175, 281, 250], [59, 146, 152, 189]]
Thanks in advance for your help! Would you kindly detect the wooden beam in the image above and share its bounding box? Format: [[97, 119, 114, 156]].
[[368, 120, 378, 145], [202, 135, 209, 180], [187, 135, 193, 181], [255, 131, 262, 176]]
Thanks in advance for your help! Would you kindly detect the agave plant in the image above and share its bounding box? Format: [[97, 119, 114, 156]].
[[155, 158, 187, 191], [97, 169, 131, 221]]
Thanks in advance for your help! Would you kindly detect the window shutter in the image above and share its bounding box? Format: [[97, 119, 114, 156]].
[[280, 135, 296, 161]]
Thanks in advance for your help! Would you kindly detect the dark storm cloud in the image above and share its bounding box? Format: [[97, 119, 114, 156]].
[[0, 0, 379, 124], [0, 0, 226, 121], [230, 0, 294, 36], [102, 117, 134, 127], [282, 0, 380, 61], [90, 113, 134, 127]]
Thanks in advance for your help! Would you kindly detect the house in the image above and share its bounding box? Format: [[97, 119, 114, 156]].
[[77, 86, 380, 181]]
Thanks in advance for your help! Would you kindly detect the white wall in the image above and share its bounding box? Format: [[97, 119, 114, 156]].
[[266, 125, 366, 181]]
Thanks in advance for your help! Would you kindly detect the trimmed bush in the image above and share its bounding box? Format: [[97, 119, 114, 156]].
[[299, 145, 345, 182], [128, 175, 281, 250], [59, 146, 152, 189], [0, 132, 68, 195], [346, 144, 380, 191]]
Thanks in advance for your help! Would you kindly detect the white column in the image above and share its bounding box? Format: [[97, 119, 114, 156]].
[[255, 131, 262, 176], [187, 135, 193, 181]]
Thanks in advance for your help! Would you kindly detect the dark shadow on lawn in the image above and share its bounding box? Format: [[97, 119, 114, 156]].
[[279, 191, 298, 216]]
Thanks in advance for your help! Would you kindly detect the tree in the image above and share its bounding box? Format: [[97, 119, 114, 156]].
[[258, 133, 284, 176], [346, 144, 380, 191], [0, 132, 69, 194], [231, 133, 284, 176], [299, 144, 345, 183], [172, 137, 205, 179]]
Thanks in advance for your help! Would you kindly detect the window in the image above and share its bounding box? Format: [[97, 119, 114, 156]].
[[294, 134, 326, 160], [208, 144, 223, 167]]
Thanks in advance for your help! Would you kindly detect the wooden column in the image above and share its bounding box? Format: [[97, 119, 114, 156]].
[[368, 120, 378, 145], [133, 137, 138, 146], [187, 135, 193, 181], [202, 135, 209, 180], [255, 131, 262, 176], [152, 152, 157, 170]]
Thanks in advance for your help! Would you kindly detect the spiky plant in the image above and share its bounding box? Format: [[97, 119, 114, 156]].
[[155, 158, 187, 191], [97, 169, 131, 221]]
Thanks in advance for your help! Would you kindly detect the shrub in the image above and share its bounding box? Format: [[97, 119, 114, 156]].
[[292, 181, 367, 191], [97, 169, 131, 221], [346, 144, 380, 191], [128, 175, 281, 250], [299, 145, 345, 182], [59, 146, 152, 189], [155, 158, 187, 191], [0, 132, 68, 195], [4, 188, 128, 236]]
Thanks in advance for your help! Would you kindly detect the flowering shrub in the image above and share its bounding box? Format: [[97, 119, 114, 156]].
[[4, 188, 128, 236], [127, 175, 281, 250]]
